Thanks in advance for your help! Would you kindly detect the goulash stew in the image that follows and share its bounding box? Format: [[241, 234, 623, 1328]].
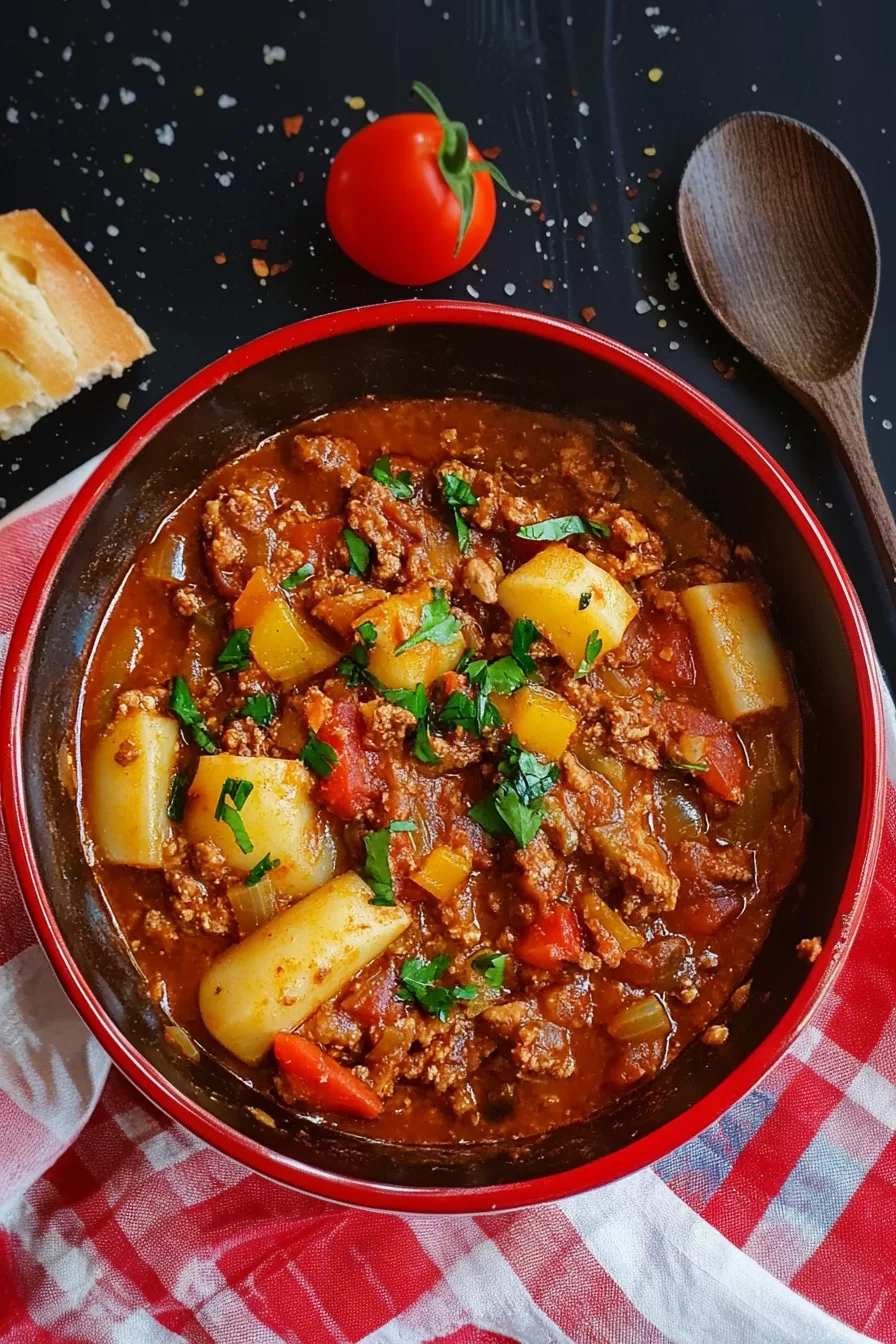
[[78, 399, 806, 1142]]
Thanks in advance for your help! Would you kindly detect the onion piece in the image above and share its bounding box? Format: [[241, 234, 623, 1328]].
[[143, 534, 188, 583], [607, 993, 671, 1043], [228, 873, 278, 936]]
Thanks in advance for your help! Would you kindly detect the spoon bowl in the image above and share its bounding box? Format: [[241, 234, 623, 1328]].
[[678, 112, 894, 592]]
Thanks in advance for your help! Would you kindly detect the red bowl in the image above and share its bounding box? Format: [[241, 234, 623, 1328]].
[[0, 301, 885, 1213]]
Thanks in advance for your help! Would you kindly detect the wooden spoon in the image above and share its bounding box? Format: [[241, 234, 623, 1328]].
[[677, 112, 894, 594]]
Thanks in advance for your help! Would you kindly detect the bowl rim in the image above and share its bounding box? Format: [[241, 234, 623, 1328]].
[[0, 298, 885, 1214]]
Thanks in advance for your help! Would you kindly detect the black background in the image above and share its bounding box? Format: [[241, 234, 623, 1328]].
[[2, 1, 895, 649]]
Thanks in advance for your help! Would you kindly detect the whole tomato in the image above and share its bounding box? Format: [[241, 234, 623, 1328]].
[[326, 82, 516, 286]]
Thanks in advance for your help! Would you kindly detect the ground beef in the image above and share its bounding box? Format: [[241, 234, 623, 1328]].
[[113, 738, 140, 765], [114, 685, 169, 718], [165, 870, 234, 936], [361, 1010, 494, 1098], [172, 587, 203, 618], [429, 871, 480, 946], [346, 477, 430, 583], [190, 840, 231, 887], [363, 699, 416, 751], [560, 676, 663, 771], [302, 1003, 364, 1060], [438, 458, 547, 534], [539, 973, 594, 1028], [514, 833, 567, 905], [680, 841, 755, 884], [221, 717, 270, 755], [429, 731, 485, 771], [463, 553, 504, 604], [417, 1016, 495, 1092], [292, 432, 360, 487], [201, 478, 276, 597], [583, 504, 666, 583], [299, 684, 334, 734], [143, 908, 178, 950], [557, 434, 619, 506], [482, 1000, 575, 1079]]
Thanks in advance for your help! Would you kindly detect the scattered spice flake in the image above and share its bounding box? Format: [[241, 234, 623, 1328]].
[[252, 257, 270, 277], [123, 152, 134, 164], [702, 1025, 729, 1046], [723, 366, 736, 381], [647, 168, 662, 179], [270, 260, 293, 276], [214, 252, 227, 264], [282, 114, 304, 137], [729, 981, 751, 1012], [628, 231, 642, 244], [116, 392, 131, 410], [589, 204, 598, 214], [712, 358, 727, 374], [666, 270, 680, 291], [528, 198, 542, 213], [194, 85, 204, 96], [143, 168, 160, 183], [643, 146, 657, 157], [648, 67, 663, 82], [580, 306, 596, 323], [625, 186, 639, 198], [797, 936, 823, 963], [658, 319, 667, 328], [346, 95, 365, 110], [542, 278, 554, 292], [481, 144, 502, 160], [251, 238, 269, 250], [297, 171, 304, 183]]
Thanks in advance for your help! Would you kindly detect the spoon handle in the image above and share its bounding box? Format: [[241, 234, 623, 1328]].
[[806, 374, 896, 599]]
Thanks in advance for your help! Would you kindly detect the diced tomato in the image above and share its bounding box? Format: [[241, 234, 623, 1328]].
[[274, 1033, 383, 1120], [342, 964, 401, 1028], [316, 700, 380, 820], [660, 700, 748, 803], [676, 891, 743, 936], [284, 517, 346, 565], [516, 904, 584, 970], [640, 610, 696, 686]]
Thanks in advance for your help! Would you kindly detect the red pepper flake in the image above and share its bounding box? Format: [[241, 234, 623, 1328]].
[[251, 238, 268, 251], [580, 306, 596, 323], [723, 366, 737, 380], [712, 358, 727, 374], [542, 278, 554, 292], [539, 211, 546, 222], [270, 260, 293, 276], [625, 187, 639, 199], [481, 145, 502, 160], [589, 204, 598, 214], [528, 199, 543, 214], [647, 168, 663, 180], [570, 88, 579, 98], [252, 257, 270, 278], [213, 252, 227, 265], [576, 233, 585, 243], [297, 171, 304, 183], [712, 357, 737, 380], [282, 114, 304, 137]]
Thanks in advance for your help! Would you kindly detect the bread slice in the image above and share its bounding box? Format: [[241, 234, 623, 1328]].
[[0, 209, 153, 439]]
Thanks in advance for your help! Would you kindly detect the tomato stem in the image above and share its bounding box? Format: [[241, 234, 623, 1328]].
[[411, 81, 519, 257]]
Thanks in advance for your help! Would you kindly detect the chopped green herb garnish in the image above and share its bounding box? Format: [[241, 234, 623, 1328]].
[[167, 772, 188, 822], [371, 456, 414, 500], [214, 777, 254, 854], [245, 853, 281, 886], [414, 716, 442, 764], [579, 592, 592, 610], [343, 527, 372, 577], [216, 628, 252, 673], [456, 648, 479, 674], [500, 737, 560, 805], [169, 676, 217, 754], [670, 758, 709, 773], [471, 951, 508, 989], [439, 686, 502, 738], [362, 820, 417, 906], [357, 619, 378, 647], [441, 472, 478, 552], [394, 589, 462, 654], [482, 655, 526, 696], [516, 514, 611, 542], [338, 640, 370, 687], [510, 618, 540, 675], [385, 682, 428, 718], [652, 688, 668, 702], [281, 563, 314, 591], [300, 729, 339, 778], [227, 692, 277, 727], [469, 781, 544, 848], [396, 955, 477, 1021], [574, 629, 603, 679]]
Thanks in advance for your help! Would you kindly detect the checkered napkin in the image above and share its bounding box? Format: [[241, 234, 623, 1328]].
[[1, 458, 893, 1344]]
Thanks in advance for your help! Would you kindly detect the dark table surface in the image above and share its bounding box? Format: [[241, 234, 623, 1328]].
[[2, 0, 894, 651]]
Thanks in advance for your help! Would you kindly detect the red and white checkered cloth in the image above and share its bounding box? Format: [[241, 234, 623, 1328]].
[[2, 458, 895, 1344]]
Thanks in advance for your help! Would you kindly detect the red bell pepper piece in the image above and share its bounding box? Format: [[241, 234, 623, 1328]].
[[315, 701, 380, 820], [516, 904, 584, 970], [661, 700, 748, 803], [274, 1033, 383, 1120]]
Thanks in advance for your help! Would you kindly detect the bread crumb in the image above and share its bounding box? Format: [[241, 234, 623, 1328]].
[[797, 936, 823, 964], [729, 981, 751, 1012], [580, 306, 596, 323], [116, 392, 131, 410], [702, 1025, 729, 1046], [252, 257, 270, 278]]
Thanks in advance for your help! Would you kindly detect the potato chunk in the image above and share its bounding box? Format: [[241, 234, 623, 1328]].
[[490, 686, 578, 760], [357, 585, 465, 690], [89, 711, 179, 867], [198, 872, 409, 1064], [250, 596, 340, 685], [184, 754, 336, 897], [497, 545, 637, 670], [681, 582, 789, 721]]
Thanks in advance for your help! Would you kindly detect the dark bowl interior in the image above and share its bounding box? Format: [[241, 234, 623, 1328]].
[[22, 320, 861, 1189]]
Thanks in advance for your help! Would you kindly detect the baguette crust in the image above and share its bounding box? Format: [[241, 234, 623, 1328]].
[[0, 209, 153, 434]]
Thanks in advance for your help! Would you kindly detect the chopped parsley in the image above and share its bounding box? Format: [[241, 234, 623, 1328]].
[[214, 776, 254, 854], [471, 951, 508, 989], [575, 629, 603, 680], [516, 514, 611, 542], [670, 758, 709, 773], [482, 655, 527, 695], [245, 853, 281, 886], [414, 716, 442, 764], [343, 527, 371, 577], [228, 692, 276, 727], [441, 472, 478, 552], [362, 820, 417, 906], [371, 456, 414, 500], [579, 591, 592, 610], [299, 729, 339, 778], [357, 620, 378, 646], [439, 682, 503, 738], [280, 563, 314, 591], [338, 640, 370, 687], [167, 772, 188, 822], [394, 589, 462, 654], [500, 737, 560, 805], [215, 628, 252, 673], [396, 955, 477, 1021], [469, 737, 559, 848], [510, 618, 540, 675], [169, 676, 217, 754]]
